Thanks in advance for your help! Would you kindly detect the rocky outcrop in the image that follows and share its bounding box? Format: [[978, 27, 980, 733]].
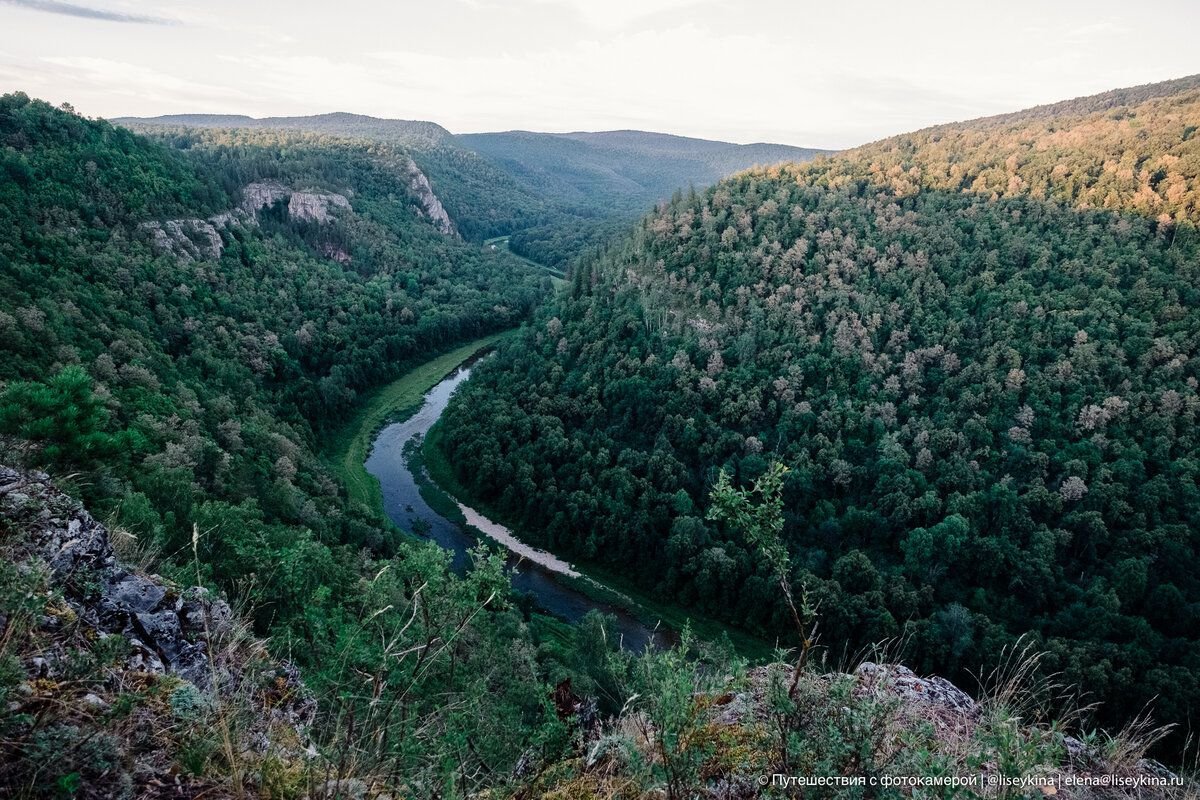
[[140, 182, 356, 265], [403, 156, 457, 236], [550, 660, 1185, 799], [240, 180, 290, 213], [288, 190, 352, 223], [240, 181, 353, 223], [145, 171, 442, 267], [855, 662, 977, 713], [138, 214, 245, 262], [1, 466, 310, 703], [0, 466, 316, 792]]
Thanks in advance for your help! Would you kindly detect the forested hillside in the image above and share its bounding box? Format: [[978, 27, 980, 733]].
[[123, 112, 829, 270], [3, 78, 1199, 796], [438, 76, 1200, 745], [459, 129, 826, 207], [120, 111, 550, 241], [133, 112, 456, 148], [0, 93, 585, 792], [462, 129, 829, 268]]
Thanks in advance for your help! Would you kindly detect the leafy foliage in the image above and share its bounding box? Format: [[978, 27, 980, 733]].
[[120, 110, 550, 242], [122, 113, 830, 266], [439, 78, 1200, 745], [0, 93, 572, 793]]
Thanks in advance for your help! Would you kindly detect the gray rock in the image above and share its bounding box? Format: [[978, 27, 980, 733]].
[[288, 191, 351, 223], [241, 181, 290, 213], [105, 574, 166, 614], [138, 217, 229, 261], [81, 693, 107, 709], [713, 692, 754, 726], [1062, 734, 1091, 761], [404, 157, 457, 236], [127, 645, 166, 675], [1, 464, 318, 763], [855, 662, 979, 717], [1137, 758, 1180, 782]]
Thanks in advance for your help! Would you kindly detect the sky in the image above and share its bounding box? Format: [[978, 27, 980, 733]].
[[1, 0, 1198, 149]]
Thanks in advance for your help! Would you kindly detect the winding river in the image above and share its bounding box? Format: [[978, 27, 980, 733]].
[[364, 362, 665, 651]]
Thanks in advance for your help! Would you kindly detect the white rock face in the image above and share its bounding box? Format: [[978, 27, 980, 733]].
[[404, 157, 457, 236], [240, 182, 352, 223], [287, 191, 352, 223], [240, 181, 290, 213], [138, 212, 247, 262]]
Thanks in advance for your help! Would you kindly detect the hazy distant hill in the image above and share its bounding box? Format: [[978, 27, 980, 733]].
[[121, 114, 828, 205], [119, 112, 546, 240], [119, 111, 455, 149], [119, 112, 830, 265], [458, 128, 830, 210]]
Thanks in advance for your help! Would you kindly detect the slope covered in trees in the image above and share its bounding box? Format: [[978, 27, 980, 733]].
[[0, 93, 589, 790], [463, 129, 829, 268], [3, 82, 1198, 795], [438, 77, 1200, 744], [457, 129, 827, 213], [0, 88, 564, 600], [119, 111, 550, 241], [122, 112, 830, 269]]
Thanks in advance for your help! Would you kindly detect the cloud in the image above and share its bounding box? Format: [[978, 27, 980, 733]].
[[531, 0, 713, 30], [0, 0, 175, 24], [36, 56, 259, 109]]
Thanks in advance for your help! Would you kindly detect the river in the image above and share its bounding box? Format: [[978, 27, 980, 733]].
[[364, 362, 665, 651]]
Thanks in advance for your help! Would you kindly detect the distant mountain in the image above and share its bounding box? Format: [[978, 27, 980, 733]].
[[457, 128, 830, 211], [558, 129, 822, 164], [120, 114, 828, 212], [118, 111, 454, 149], [117, 112, 831, 264], [118, 112, 545, 240]]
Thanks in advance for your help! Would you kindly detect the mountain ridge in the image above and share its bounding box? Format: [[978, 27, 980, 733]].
[[435, 72, 1200, 759], [117, 111, 455, 148]]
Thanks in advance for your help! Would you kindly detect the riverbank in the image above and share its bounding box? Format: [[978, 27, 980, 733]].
[[323, 330, 516, 516], [484, 235, 566, 282], [421, 420, 774, 660], [327, 335, 772, 658], [361, 360, 665, 649]]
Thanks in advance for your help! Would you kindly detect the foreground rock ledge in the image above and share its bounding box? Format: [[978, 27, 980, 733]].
[[0, 465, 317, 794]]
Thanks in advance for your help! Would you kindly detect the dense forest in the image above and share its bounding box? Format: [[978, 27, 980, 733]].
[[439, 76, 1200, 745], [3, 76, 1199, 797], [123, 113, 828, 271], [459, 129, 827, 211], [120, 111, 551, 242], [0, 93, 586, 793], [458, 130, 828, 269]]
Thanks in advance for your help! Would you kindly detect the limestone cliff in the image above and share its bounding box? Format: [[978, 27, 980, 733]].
[[140, 171, 448, 267], [239, 180, 290, 214], [138, 213, 248, 262], [287, 190, 352, 223], [403, 157, 457, 236], [240, 181, 352, 222]]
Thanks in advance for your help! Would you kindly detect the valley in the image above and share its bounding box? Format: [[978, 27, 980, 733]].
[[361, 351, 665, 651], [2, 62, 1199, 798]]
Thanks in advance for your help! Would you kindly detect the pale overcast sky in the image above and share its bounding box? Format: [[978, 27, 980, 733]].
[[1, 0, 1197, 149]]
